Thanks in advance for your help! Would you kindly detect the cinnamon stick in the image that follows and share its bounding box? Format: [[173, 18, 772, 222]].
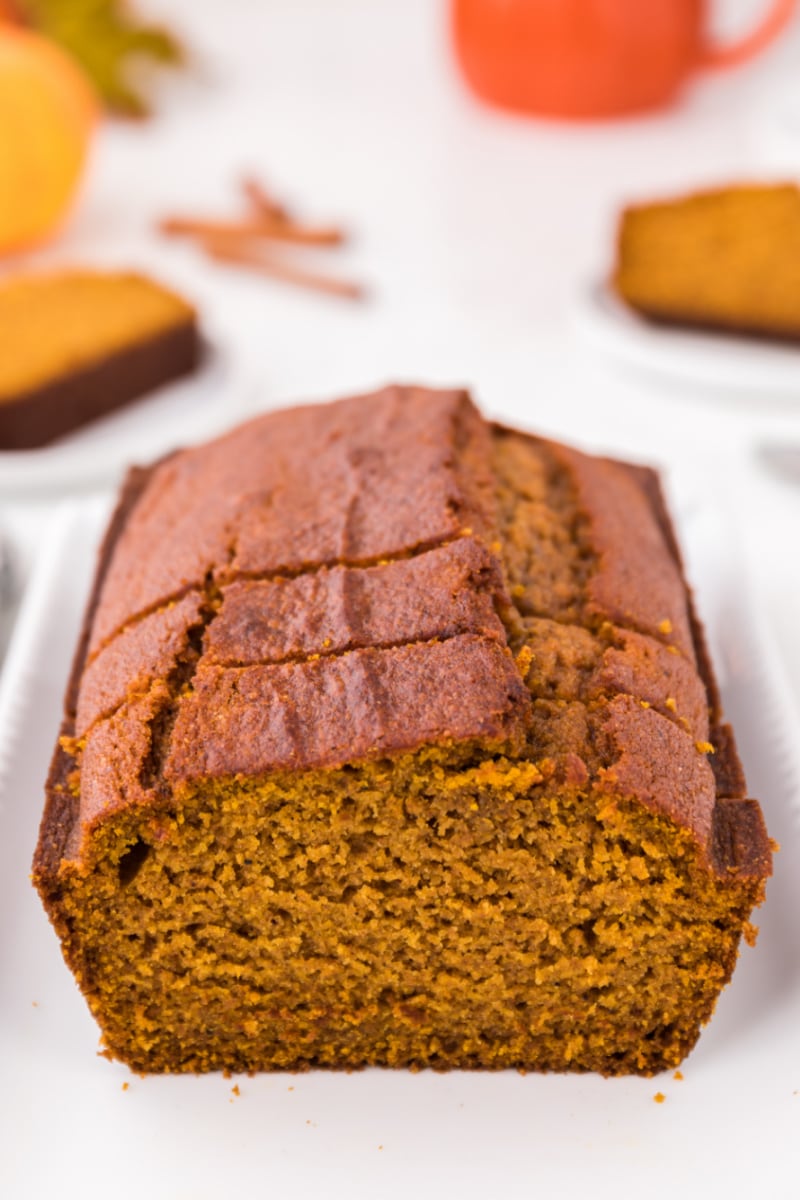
[[241, 176, 292, 225], [203, 237, 363, 300], [160, 215, 345, 247]]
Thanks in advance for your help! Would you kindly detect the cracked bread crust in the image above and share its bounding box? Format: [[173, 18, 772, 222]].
[[84, 386, 495, 657], [36, 384, 770, 879], [33, 385, 772, 1074]]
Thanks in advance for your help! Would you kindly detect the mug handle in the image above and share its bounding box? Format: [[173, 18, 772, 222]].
[[698, 0, 796, 68]]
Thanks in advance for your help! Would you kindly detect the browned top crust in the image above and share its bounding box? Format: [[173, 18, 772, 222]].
[[548, 445, 695, 660], [204, 538, 508, 667], [37, 385, 771, 886], [76, 590, 206, 738], [87, 385, 494, 655], [165, 637, 529, 782], [597, 696, 716, 845]]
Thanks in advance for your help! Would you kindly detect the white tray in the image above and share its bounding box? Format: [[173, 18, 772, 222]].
[[0, 496, 798, 1199]]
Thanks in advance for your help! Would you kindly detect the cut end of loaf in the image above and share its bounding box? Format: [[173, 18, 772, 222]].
[[38, 750, 765, 1076]]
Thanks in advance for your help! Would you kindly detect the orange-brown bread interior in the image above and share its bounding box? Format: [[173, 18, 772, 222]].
[[33, 386, 771, 1075]]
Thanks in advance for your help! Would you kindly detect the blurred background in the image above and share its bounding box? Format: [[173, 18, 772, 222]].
[[8, 0, 800, 354], [2, 0, 800, 691]]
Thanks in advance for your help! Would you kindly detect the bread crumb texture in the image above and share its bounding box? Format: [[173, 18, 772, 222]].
[[32, 386, 771, 1076]]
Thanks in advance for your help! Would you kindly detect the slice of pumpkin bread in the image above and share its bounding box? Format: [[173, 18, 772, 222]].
[[33, 385, 771, 1076], [0, 269, 200, 449], [612, 183, 800, 340]]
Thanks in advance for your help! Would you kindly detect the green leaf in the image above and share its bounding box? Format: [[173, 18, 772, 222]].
[[19, 0, 183, 116]]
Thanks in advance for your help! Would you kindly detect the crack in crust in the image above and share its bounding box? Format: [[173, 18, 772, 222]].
[[137, 577, 219, 793], [82, 532, 483, 673]]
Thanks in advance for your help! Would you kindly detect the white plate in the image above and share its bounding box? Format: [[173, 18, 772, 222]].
[[0, 497, 798, 1199], [0, 341, 260, 496], [574, 283, 800, 400]]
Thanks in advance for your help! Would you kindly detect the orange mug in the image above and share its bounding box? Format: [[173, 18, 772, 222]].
[[451, 0, 797, 118]]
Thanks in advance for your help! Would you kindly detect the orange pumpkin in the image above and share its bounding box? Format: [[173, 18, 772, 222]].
[[0, 23, 96, 255]]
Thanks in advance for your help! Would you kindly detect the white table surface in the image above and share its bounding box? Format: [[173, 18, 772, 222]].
[[1, 1, 799, 1193]]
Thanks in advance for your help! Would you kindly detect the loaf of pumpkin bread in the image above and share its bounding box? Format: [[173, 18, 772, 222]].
[[33, 385, 771, 1076]]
